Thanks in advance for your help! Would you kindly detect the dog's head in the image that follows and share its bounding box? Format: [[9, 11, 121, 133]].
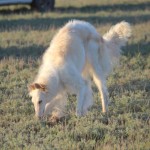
[[28, 83, 48, 119]]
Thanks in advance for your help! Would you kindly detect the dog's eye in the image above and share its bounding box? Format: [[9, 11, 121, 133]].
[[38, 100, 42, 104]]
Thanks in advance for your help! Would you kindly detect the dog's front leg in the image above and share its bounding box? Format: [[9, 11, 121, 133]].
[[76, 83, 86, 116]]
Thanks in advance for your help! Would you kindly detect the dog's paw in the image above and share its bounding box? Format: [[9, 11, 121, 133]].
[[49, 115, 59, 124]]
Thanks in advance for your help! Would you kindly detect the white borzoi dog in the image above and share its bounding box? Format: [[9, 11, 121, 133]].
[[28, 20, 131, 120]]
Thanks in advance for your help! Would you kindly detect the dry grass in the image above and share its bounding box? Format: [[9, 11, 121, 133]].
[[0, 0, 150, 149]]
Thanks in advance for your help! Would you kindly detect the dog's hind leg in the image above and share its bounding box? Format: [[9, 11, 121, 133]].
[[92, 72, 109, 113], [88, 54, 109, 113]]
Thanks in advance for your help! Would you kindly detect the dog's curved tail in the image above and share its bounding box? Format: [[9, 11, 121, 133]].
[[100, 21, 131, 76]]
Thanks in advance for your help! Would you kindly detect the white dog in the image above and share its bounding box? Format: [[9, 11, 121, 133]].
[[28, 20, 131, 120]]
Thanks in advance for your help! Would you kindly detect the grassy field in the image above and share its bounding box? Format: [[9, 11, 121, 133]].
[[0, 0, 150, 149]]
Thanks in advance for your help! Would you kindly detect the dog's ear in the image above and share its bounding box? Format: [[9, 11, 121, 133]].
[[28, 84, 36, 92], [36, 83, 47, 92], [28, 83, 47, 92]]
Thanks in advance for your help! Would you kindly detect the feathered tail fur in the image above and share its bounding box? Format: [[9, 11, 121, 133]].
[[100, 21, 131, 76]]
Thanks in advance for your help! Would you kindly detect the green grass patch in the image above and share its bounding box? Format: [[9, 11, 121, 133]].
[[0, 0, 150, 149]]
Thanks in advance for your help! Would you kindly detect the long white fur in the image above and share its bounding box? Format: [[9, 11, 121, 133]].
[[29, 20, 131, 118], [101, 21, 131, 75]]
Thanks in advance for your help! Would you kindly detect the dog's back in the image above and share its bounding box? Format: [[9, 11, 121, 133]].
[[64, 20, 100, 41], [43, 20, 101, 71]]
